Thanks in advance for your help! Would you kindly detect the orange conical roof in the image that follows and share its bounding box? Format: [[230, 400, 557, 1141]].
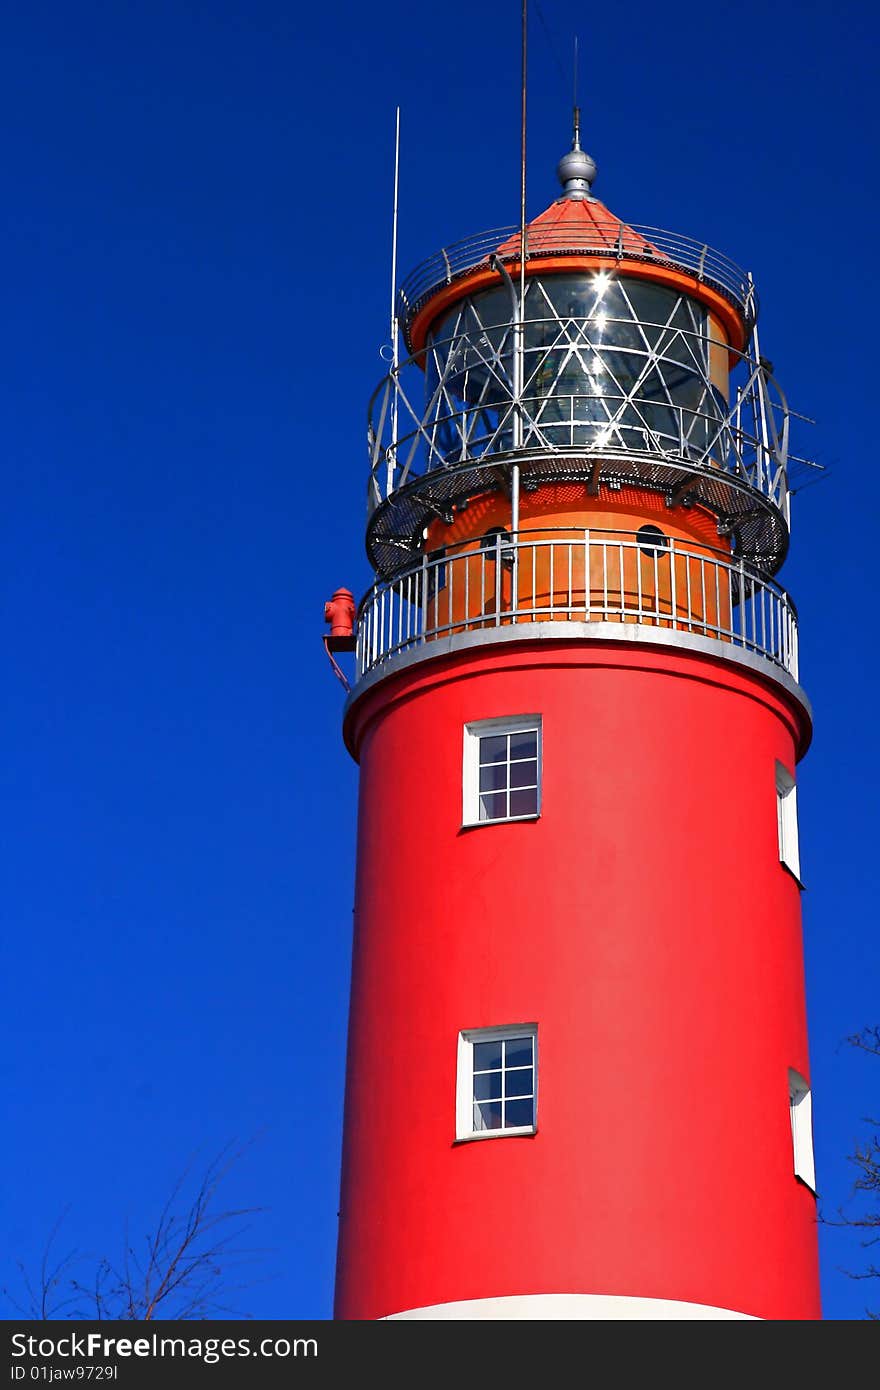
[[494, 192, 659, 261], [404, 137, 750, 354]]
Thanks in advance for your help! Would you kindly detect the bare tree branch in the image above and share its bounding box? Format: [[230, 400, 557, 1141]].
[[4, 1140, 267, 1321], [820, 1029, 880, 1318]]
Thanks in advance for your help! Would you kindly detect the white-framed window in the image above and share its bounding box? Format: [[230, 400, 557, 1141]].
[[776, 761, 801, 881], [788, 1068, 816, 1193], [463, 716, 541, 826], [456, 1025, 537, 1141]]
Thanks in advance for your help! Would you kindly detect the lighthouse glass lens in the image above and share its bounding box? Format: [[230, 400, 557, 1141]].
[[429, 275, 721, 464]]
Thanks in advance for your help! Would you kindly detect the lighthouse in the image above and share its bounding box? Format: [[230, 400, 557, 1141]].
[[329, 122, 821, 1320]]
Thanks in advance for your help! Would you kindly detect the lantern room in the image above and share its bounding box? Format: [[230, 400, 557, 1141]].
[[354, 134, 815, 688]]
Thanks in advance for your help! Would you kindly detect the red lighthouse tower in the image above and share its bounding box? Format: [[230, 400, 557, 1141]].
[[331, 124, 821, 1320]]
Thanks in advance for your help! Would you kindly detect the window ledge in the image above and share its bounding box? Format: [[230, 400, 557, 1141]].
[[460, 813, 541, 832], [780, 860, 806, 890], [453, 1127, 537, 1145]]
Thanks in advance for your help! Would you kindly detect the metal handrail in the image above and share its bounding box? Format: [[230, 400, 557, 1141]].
[[398, 223, 755, 337], [355, 529, 798, 683]]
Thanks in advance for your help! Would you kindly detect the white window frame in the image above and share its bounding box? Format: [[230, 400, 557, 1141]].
[[788, 1068, 816, 1194], [456, 1024, 538, 1142], [462, 715, 542, 828], [776, 761, 801, 882]]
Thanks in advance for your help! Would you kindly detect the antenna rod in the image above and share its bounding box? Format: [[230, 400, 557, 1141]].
[[387, 106, 401, 499], [573, 35, 580, 148], [390, 105, 400, 369], [512, 0, 527, 546], [518, 0, 527, 319]]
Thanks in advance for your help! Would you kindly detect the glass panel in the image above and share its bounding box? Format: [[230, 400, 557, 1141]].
[[509, 758, 538, 789], [635, 365, 673, 403], [474, 1100, 503, 1132], [508, 730, 537, 761], [504, 1037, 533, 1069], [595, 348, 643, 390], [473, 1070, 503, 1101], [479, 734, 508, 765], [479, 791, 507, 822], [504, 1098, 535, 1129], [479, 762, 508, 793], [427, 276, 717, 470], [509, 787, 538, 818], [473, 1040, 503, 1072], [505, 1067, 533, 1098]]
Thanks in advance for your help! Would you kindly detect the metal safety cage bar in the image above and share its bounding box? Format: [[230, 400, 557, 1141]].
[[355, 528, 799, 684], [369, 315, 790, 513], [365, 310, 821, 577], [397, 224, 756, 342]]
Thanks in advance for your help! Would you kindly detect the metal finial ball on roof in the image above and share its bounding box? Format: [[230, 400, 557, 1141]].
[[557, 144, 597, 201]]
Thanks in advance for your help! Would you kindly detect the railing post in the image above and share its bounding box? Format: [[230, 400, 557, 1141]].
[[421, 554, 429, 643], [370, 591, 379, 669], [584, 530, 590, 620], [495, 533, 502, 625], [447, 551, 454, 637], [669, 536, 677, 630]]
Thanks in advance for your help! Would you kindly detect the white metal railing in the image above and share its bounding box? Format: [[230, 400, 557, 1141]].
[[355, 529, 798, 683], [398, 223, 756, 337]]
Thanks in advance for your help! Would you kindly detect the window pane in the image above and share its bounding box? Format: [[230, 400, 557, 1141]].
[[508, 731, 537, 761], [509, 787, 538, 818], [509, 758, 538, 788], [473, 1040, 503, 1071], [479, 791, 507, 822], [505, 1066, 533, 1098], [479, 762, 508, 793], [504, 1097, 534, 1129], [473, 1070, 503, 1101], [474, 1100, 503, 1132], [479, 734, 508, 765], [504, 1037, 533, 1068]]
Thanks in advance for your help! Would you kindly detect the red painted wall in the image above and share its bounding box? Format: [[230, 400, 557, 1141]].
[[334, 639, 820, 1320]]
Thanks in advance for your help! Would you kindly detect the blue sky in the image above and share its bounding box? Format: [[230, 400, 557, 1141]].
[[1, 0, 877, 1321]]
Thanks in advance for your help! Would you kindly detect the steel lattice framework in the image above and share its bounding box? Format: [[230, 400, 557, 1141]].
[[366, 271, 818, 579]]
